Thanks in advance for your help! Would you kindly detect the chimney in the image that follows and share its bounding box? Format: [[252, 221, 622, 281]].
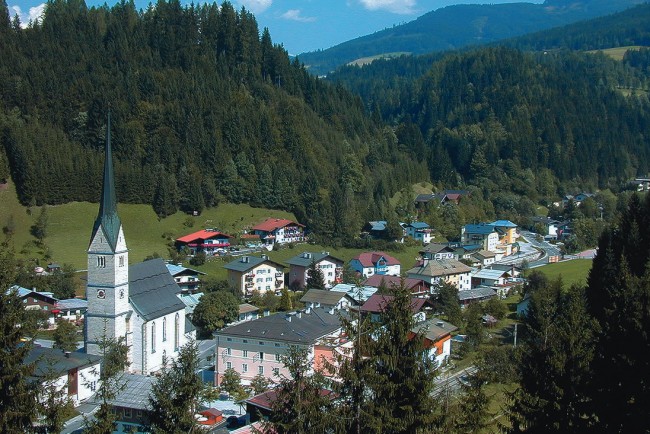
[[263, 309, 270, 317], [305, 307, 312, 314], [315, 302, 321, 308], [328, 307, 335, 315], [64, 351, 71, 358], [296, 311, 302, 319], [261, 254, 268, 260], [285, 313, 292, 322], [242, 256, 249, 263]]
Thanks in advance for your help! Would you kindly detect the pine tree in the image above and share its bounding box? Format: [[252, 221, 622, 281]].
[[264, 345, 334, 434], [148, 342, 204, 434], [583, 193, 650, 432], [508, 280, 596, 433], [363, 287, 439, 432], [83, 331, 129, 434], [0, 242, 38, 433]]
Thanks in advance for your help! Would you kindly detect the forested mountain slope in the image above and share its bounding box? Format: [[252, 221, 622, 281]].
[[298, 0, 645, 75], [0, 0, 427, 241]]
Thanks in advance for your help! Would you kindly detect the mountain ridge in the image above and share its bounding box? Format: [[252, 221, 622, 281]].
[[298, 0, 645, 75]]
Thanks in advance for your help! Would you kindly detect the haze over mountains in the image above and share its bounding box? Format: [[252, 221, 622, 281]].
[[299, 0, 646, 75]]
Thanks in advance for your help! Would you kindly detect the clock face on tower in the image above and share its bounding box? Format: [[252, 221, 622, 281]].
[[119, 289, 125, 299], [97, 289, 106, 299]]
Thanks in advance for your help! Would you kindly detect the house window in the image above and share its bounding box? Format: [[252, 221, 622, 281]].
[[151, 322, 156, 353], [275, 354, 281, 362], [118, 256, 124, 267], [243, 350, 248, 358], [256, 278, 263, 283], [97, 256, 105, 268], [274, 343, 281, 347], [259, 341, 265, 346], [226, 362, 232, 369], [266, 277, 273, 282], [227, 337, 232, 342], [259, 352, 264, 360], [226, 348, 232, 355], [258, 366, 264, 375], [124, 408, 132, 418], [162, 317, 167, 342], [265, 286, 271, 291], [174, 313, 180, 350], [242, 364, 248, 373], [273, 368, 279, 376], [243, 339, 248, 343]]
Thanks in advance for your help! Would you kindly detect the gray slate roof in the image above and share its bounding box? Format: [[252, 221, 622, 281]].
[[224, 256, 285, 273], [286, 252, 344, 267], [215, 307, 342, 344], [412, 318, 458, 342], [110, 374, 155, 410], [25, 347, 101, 377], [300, 289, 351, 306], [458, 287, 497, 301], [129, 258, 186, 321], [408, 259, 472, 278]]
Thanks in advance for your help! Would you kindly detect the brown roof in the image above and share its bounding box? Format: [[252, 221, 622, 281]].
[[300, 289, 351, 305], [407, 258, 471, 278], [363, 275, 427, 293], [239, 303, 259, 314], [412, 318, 458, 343], [360, 294, 429, 314]]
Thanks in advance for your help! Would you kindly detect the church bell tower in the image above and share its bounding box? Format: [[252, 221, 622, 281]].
[[85, 113, 132, 357]]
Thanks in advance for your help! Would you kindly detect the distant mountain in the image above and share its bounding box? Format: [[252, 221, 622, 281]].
[[298, 0, 645, 75]]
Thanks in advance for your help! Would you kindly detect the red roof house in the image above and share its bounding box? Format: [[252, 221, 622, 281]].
[[175, 229, 232, 255], [360, 293, 431, 323], [349, 251, 401, 278], [251, 218, 305, 245], [363, 274, 429, 296]]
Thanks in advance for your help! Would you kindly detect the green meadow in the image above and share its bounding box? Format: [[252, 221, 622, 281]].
[[533, 259, 593, 288]]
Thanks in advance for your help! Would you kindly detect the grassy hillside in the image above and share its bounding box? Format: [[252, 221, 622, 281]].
[[591, 45, 646, 60], [0, 180, 295, 270], [533, 259, 593, 287]]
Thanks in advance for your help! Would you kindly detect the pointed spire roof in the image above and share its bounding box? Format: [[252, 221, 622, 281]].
[[91, 112, 122, 252]]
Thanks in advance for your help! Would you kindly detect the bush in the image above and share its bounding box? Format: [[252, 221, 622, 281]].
[[189, 251, 206, 266]]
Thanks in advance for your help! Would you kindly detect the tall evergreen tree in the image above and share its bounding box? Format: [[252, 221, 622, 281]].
[[264, 345, 334, 434], [584, 193, 650, 433], [508, 280, 596, 433], [0, 242, 38, 433], [148, 341, 204, 434], [363, 287, 439, 433]]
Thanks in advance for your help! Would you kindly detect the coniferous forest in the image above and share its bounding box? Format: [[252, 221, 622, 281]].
[[2, 0, 650, 238]]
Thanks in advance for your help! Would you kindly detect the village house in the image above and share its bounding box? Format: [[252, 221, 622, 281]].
[[458, 287, 498, 308], [360, 293, 431, 323], [471, 268, 512, 287], [251, 218, 306, 246], [330, 283, 379, 306], [402, 221, 433, 244], [349, 251, 401, 278], [214, 307, 344, 386], [8, 285, 86, 326], [300, 288, 355, 311], [363, 274, 429, 297], [407, 258, 472, 292], [234, 303, 260, 324], [224, 255, 285, 296], [53, 298, 87, 324], [462, 223, 499, 252], [285, 251, 344, 289], [411, 318, 458, 367], [174, 229, 233, 256], [25, 346, 102, 407], [165, 263, 206, 293], [420, 243, 457, 261], [471, 250, 496, 268]]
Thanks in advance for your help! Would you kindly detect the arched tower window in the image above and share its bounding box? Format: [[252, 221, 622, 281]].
[[174, 313, 180, 351], [151, 322, 156, 353]]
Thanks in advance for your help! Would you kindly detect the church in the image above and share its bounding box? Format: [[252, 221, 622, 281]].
[[85, 115, 190, 374]]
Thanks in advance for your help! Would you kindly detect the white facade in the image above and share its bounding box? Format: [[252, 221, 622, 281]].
[[131, 310, 185, 374], [233, 263, 285, 295]]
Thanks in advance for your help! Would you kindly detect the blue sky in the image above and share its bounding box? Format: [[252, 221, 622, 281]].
[[7, 0, 543, 55]]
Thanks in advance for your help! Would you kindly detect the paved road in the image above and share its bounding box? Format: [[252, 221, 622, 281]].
[[520, 230, 561, 267], [432, 366, 478, 397], [495, 231, 562, 268]]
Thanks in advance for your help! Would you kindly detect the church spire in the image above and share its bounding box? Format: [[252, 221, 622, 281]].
[[91, 112, 122, 251]]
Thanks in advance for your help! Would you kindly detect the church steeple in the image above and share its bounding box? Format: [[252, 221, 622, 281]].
[[91, 112, 122, 252]]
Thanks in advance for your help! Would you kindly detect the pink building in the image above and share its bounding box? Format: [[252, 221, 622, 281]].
[[214, 307, 343, 386]]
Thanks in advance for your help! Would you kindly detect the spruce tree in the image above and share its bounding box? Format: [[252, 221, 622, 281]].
[[52, 319, 79, 352], [584, 193, 650, 432], [264, 345, 334, 434], [0, 242, 38, 433], [148, 342, 204, 434], [364, 286, 439, 433]]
